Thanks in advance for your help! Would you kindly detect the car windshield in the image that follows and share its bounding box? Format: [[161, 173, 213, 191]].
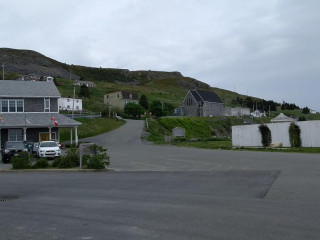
[[40, 142, 58, 147], [6, 142, 25, 149]]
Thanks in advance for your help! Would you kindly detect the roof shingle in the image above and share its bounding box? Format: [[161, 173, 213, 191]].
[[0, 80, 61, 97]]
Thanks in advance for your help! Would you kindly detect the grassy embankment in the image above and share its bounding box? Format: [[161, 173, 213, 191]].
[[147, 117, 320, 153], [147, 117, 242, 149], [59, 117, 125, 142]]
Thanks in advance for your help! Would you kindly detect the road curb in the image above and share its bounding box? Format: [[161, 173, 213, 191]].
[[0, 168, 115, 173]]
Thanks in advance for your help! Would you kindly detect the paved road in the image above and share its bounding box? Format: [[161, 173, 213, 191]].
[[1, 119, 320, 239]]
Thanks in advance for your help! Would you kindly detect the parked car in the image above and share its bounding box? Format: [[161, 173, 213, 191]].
[[37, 141, 61, 159], [1, 141, 28, 163]]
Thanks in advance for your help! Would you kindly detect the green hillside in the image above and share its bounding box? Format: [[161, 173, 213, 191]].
[[1, 47, 318, 119]]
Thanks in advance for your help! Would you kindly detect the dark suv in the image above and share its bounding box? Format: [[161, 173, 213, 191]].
[[1, 141, 28, 163]]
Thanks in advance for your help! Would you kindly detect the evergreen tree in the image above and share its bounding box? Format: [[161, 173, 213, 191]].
[[79, 84, 90, 98], [139, 94, 149, 110], [302, 107, 310, 114]]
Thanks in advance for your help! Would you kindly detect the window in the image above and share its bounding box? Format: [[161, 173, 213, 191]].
[[9, 100, 16, 112], [1, 99, 24, 113], [8, 129, 23, 142], [1, 100, 8, 112], [44, 98, 50, 112], [17, 100, 23, 112]]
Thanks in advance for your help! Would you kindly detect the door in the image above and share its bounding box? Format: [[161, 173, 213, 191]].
[[39, 133, 56, 141]]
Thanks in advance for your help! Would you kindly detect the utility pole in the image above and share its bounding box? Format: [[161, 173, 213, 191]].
[[2, 63, 4, 80], [72, 87, 75, 119], [269, 105, 271, 117]]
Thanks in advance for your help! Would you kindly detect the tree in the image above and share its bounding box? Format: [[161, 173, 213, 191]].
[[259, 124, 271, 147], [124, 102, 144, 118], [79, 84, 90, 98], [302, 107, 310, 114], [139, 94, 149, 110], [149, 100, 164, 117]]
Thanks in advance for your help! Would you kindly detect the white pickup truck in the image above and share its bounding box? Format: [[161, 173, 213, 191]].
[[37, 141, 61, 158]]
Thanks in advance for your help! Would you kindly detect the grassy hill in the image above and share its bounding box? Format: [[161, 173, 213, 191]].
[[1, 47, 318, 120]]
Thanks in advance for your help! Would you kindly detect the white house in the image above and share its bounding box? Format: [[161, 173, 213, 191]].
[[251, 110, 266, 118], [58, 97, 82, 112], [231, 107, 250, 116], [45, 76, 54, 82]]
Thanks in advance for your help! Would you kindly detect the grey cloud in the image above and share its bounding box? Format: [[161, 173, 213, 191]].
[[1, 0, 319, 111]]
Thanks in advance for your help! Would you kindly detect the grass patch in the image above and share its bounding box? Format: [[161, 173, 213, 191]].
[[173, 140, 232, 150], [60, 117, 125, 142], [235, 147, 320, 154]]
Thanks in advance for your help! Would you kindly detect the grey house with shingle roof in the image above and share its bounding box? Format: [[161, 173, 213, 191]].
[[183, 89, 226, 117], [0, 80, 81, 147]]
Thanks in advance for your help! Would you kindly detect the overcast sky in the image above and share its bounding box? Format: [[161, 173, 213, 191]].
[[1, 0, 319, 111]]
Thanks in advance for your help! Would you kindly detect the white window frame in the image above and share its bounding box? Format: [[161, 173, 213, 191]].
[[44, 98, 50, 112], [1, 99, 24, 113], [8, 129, 23, 142]]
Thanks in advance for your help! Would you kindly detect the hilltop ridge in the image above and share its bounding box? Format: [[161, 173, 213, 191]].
[[0, 48, 209, 89]]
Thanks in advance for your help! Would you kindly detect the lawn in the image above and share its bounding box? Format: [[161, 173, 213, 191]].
[[60, 117, 125, 142], [173, 140, 232, 150]]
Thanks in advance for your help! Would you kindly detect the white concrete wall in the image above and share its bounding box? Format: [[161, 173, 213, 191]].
[[232, 120, 320, 147], [298, 121, 320, 147]]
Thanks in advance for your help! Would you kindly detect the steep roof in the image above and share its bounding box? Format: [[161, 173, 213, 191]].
[[121, 91, 139, 100], [190, 89, 222, 103], [0, 80, 61, 97], [190, 90, 203, 102], [271, 113, 295, 123]]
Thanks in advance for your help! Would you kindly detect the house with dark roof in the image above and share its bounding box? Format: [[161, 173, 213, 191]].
[[74, 80, 96, 88], [183, 89, 227, 117], [104, 91, 139, 109], [0, 80, 81, 149]]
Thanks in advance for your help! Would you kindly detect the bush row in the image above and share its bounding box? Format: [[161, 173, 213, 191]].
[[11, 144, 110, 170], [258, 123, 302, 148]]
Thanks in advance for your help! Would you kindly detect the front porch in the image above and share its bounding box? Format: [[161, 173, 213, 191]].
[[0, 113, 81, 148]]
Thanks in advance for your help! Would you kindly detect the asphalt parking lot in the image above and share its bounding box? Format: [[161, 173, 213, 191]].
[[3, 170, 318, 240], [1, 120, 320, 239]]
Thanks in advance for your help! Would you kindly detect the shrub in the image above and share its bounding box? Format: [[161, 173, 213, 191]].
[[33, 158, 49, 169], [52, 156, 62, 167], [124, 102, 144, 119], [298, 116, 306, 121], [259, 124, 272, 147], [57, 156, 76, 168], [11, 152, 32, 169], [52, 147, 79, 168], [173, 136, 186, 142], [84, 144, 110, 169], [289, 123, 301, 147], [64, 147, 80, 167]]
